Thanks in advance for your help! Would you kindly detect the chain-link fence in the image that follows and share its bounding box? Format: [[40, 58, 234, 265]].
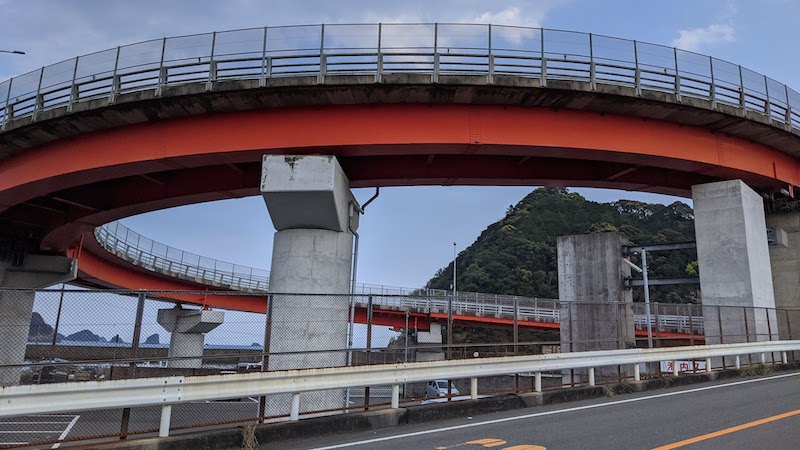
[[0, 287, 798, 447]]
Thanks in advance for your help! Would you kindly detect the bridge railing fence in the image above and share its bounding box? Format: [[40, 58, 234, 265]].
[[2, 23, 799, 131], [2, 286, 799, 446]]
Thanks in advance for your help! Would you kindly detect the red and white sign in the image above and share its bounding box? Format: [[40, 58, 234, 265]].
[[660, 360, 706, 373]]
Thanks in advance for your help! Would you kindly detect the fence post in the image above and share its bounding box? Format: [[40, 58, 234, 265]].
[[258, 294, 274, 423], [120, 290, 146, 439], [673, 47, 681, 102], [514, 297, 519, 392], [364, 295, 373, 410]]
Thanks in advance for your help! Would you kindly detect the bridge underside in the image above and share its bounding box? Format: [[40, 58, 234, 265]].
[[0, 103, 795, 254]]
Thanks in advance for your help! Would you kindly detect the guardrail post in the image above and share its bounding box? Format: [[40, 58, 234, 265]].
[[672, 360, 679, 377], [735, 355, 741, 369], [782, 351, 788, 364], [588, 33, 596, 90], [784, 84, 792, 125], [109, 46, 121, 104], [0, 79, 12, 130], [391, 384, 400, 408], [738, 65, 747, 116], [155, 37, 167, 96], [633, 364, 640, 382], [673, 47, 681, 102], [764, 75, 772, 118], [760, 353, 766, 364], [433, 23, 439, 83], [588, 367, 596, 386], [470, 377, 478, 399], [290, 393, 300, 420], [633, 40, 641, 96], [487, 24, 493, 84], [535, 371, 542, 392], [375, 23, 383, 83], [709, 57, 717, 108], [66, 57, 79, 113], [159, 405, 172, 437], [32, 67, 44, 121], [540, 29, 547, 87], [705, 357, 711, 373], [260, 27, 268, 87]]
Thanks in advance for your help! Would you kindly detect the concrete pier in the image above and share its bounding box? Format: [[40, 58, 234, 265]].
[[765, 212, 800, 346], [261, 155, 359, 414], [157, 307, 224, 369], [557, 232, 634, 383], [692, 180, 778, 365], [415, 322, 445, 362], [0, 255, 76, 385]]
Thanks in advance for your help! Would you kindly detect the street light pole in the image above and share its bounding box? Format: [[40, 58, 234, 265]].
[[452, 242, 457, 297]]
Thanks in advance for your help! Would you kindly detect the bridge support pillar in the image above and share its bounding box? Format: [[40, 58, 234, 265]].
[[261, 155, 358, 414], [765, 212, 800, 359], [693, 180, 777, 366], [557, 232, 635, 384], [415, 322, 444, 362], [157, 306, 224, 368], [0, 255, 77, 385]]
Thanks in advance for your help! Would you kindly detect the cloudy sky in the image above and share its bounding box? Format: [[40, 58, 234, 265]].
[[2, 0, 798, 290]]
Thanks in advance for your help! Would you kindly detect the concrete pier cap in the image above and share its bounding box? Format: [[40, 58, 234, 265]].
[[260, 155, 359, 233], [157, 306, 224, 369]]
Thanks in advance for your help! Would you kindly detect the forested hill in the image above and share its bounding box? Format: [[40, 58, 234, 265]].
[[425, 187, 698, 303]]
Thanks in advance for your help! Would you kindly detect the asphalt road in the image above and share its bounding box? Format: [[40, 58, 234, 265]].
[[276, 371, 800, 450]]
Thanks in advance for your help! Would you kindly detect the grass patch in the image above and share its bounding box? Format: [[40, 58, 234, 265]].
[[738, 364, 773, 378]]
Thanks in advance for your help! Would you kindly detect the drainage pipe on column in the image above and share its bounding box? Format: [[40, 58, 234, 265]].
[[345, 187, 380, 410]]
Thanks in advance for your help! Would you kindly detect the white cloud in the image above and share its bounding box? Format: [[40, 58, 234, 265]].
[[471, 6, 543, 28], [671, 23, 735, 52]]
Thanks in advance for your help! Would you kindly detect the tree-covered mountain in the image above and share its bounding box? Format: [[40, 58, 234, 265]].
[[426, 187, 698, 303]]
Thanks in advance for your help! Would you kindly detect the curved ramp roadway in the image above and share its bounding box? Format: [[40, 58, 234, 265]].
[[279, 371, 800, 450]]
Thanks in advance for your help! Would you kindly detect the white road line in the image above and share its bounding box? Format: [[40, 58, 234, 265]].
[[312, 372, 800, 449], [0, 431, 65, 433], [51, 415, 79, 449], [0, 422, 73, 425]]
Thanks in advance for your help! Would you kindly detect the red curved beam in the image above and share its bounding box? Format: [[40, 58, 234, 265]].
[[2, 104, 797, 209]]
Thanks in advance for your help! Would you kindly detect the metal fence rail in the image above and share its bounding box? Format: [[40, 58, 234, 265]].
[[3, 340, 799, 439], [94, 221, 704, 333], [4, 287, 797, 446], [2, 23, 799, 131]]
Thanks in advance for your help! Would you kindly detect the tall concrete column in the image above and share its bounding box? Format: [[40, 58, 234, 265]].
[[157, 306, 224, 369], [0, 254, 77, 385], [693, 180, 778, 365], [765, 212, 800, 346], [558, 232, 634, 383], [261, 155, 358, 414], [415, 322, 444, 362]]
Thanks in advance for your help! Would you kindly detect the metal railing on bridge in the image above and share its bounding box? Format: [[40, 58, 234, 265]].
[[95, 221, 704, 334], [2, 23, 799, 131]]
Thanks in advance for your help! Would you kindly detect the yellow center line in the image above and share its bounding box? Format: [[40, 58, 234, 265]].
[[652, 408, 800, 450]]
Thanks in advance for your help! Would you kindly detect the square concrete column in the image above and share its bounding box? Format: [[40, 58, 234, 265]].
[[157, 306, 224, 369], [765, 212, 800, 347], [558, 232, 634, 384], [0, 256, 76, 386], [693, 180, 778, 365], [261, 155, 359, 415]]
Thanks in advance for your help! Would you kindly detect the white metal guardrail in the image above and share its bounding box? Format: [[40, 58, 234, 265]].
[[2, 23, 799, 132], [1, 341, 796, 437]]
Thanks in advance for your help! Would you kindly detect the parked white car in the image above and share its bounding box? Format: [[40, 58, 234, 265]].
[[425, 379, 459, 398]]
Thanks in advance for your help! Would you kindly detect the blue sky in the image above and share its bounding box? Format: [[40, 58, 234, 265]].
[[2, 0, 798, 290]]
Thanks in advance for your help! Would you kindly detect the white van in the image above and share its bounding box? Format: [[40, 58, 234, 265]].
[[425, 379, 459, 398]]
